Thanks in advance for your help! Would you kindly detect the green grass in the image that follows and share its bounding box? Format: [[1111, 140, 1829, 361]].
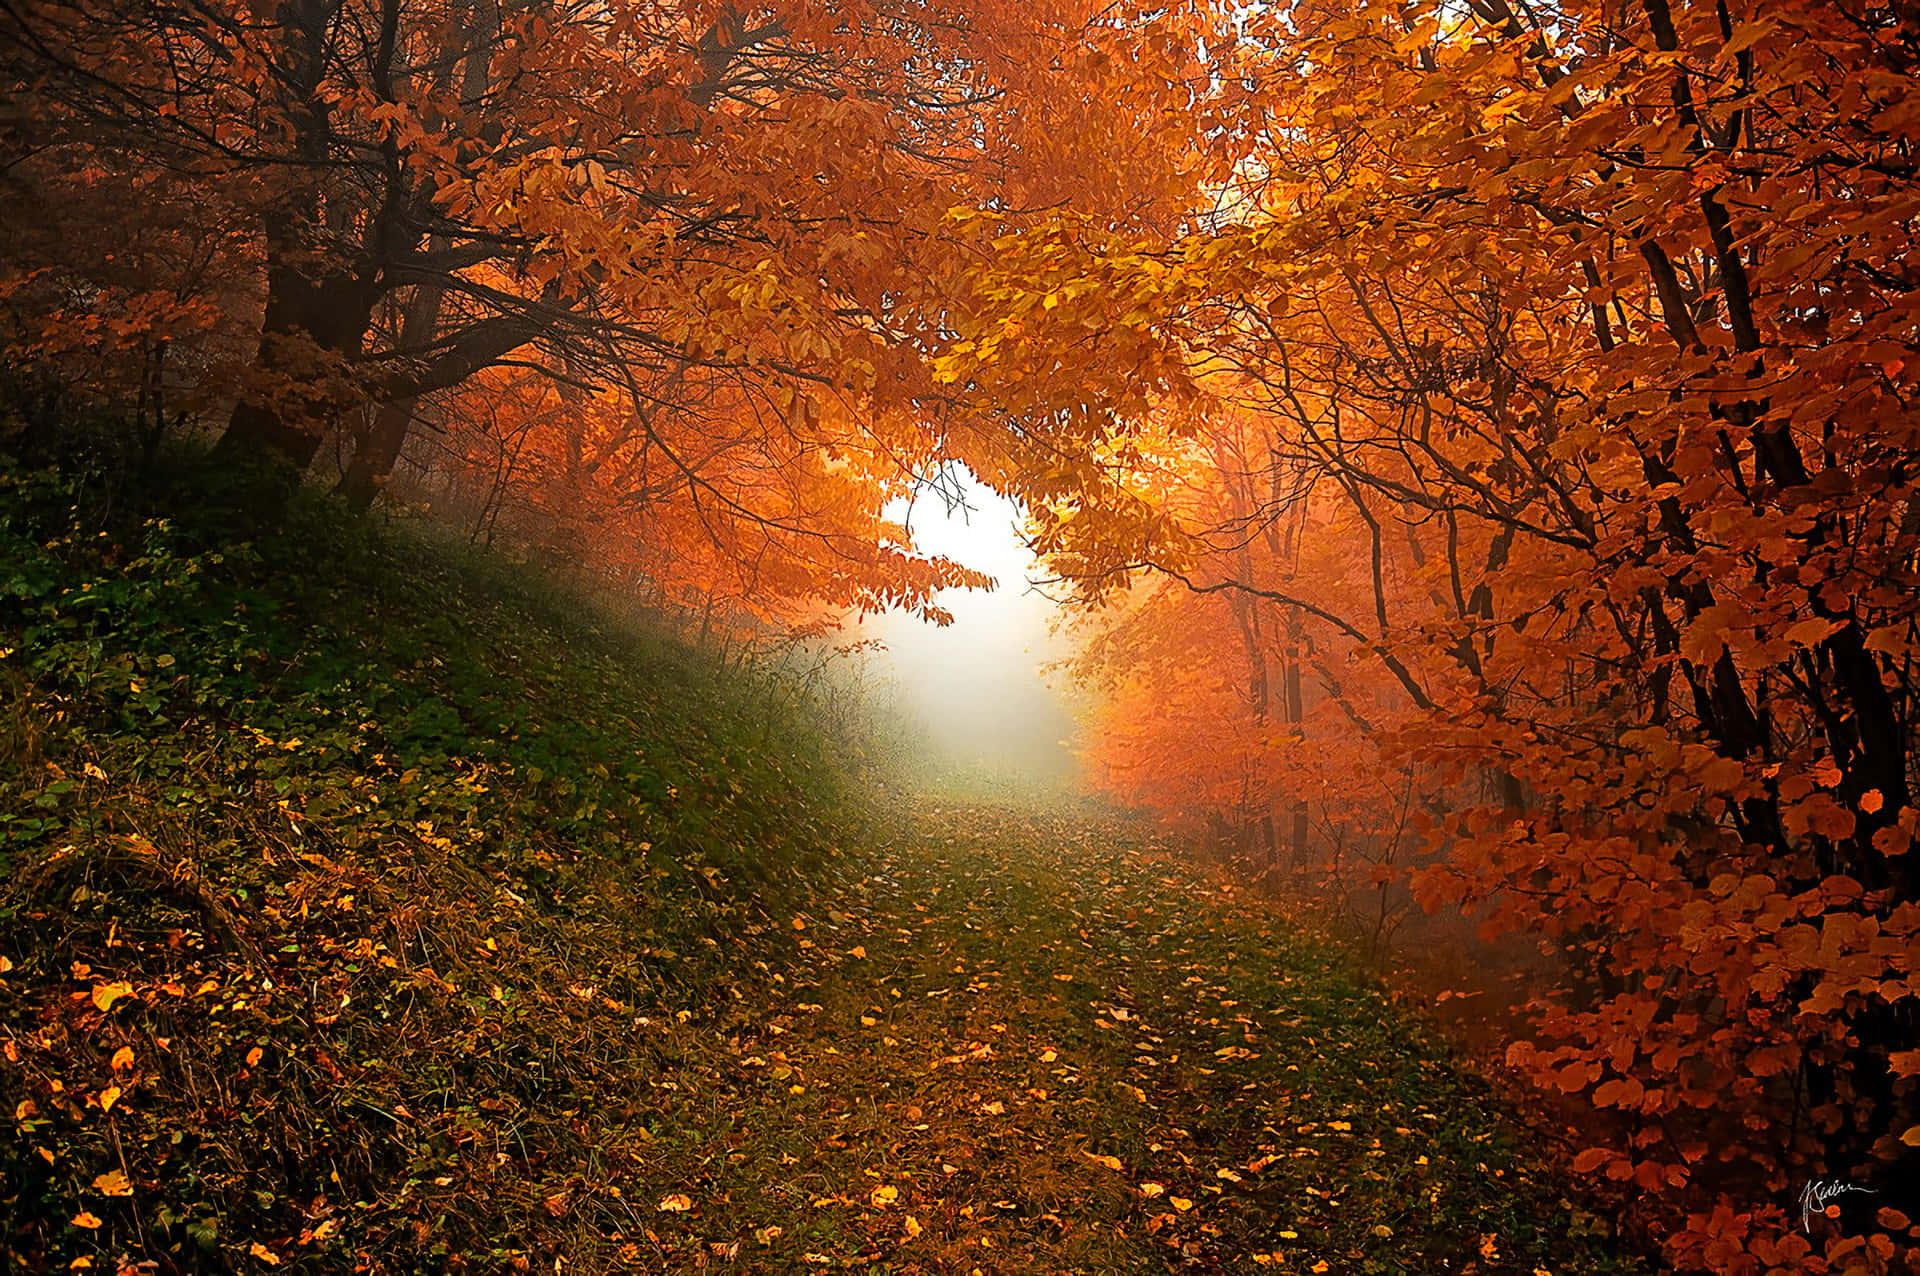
[[645, 799, 1643, 1274], [0, 458, 861, 1272], [0, 457, 1644, 1274]]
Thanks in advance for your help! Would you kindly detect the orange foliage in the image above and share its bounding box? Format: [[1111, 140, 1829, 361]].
[[943, 0, 1920, 1267]]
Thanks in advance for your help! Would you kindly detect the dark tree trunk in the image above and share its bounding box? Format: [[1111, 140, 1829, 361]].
[[217, 255, 376, 475]]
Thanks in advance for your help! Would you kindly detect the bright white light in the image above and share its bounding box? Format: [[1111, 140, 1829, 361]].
[[866, 469, 1078, 793]]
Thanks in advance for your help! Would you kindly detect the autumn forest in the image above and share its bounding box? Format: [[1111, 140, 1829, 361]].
[[2, 0, 1918, 1271]]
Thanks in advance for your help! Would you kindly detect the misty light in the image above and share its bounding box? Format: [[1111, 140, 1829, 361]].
[[865, 470, 1079, 794]]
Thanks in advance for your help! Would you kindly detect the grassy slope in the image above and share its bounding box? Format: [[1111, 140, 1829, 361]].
[[0, 461, 1641, 1274], [0, 461, 857, 1272]]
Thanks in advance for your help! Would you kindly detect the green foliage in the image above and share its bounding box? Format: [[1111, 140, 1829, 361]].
[[0, 457, 858, 1272]]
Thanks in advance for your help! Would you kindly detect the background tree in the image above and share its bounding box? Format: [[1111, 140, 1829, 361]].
[[940, 0, 1920, 1266]]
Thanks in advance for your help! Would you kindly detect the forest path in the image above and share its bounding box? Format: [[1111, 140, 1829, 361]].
[[622, 798, 1641, 1275]]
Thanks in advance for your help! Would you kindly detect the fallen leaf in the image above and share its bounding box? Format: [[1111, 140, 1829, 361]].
[[249, 1243, 281, 1265], [245, 1047, 263, 1068], [71, 1211, 102, 1229], [1086, 1152, 1123, 1172], [658, 1193, 692, 1212], [91, 982, 135, 1013], [1170, 1197, 1195, 1212], [109, 1047, 134, 1071], [97, 1086, 122, 1114], [870, 1185, 898, 1207], [92, 1170, 132, 1197]]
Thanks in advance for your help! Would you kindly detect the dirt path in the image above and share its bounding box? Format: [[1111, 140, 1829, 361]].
[[612, 800, 1641, 1274]]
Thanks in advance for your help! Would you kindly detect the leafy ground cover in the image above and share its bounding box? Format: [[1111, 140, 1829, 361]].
[[0, 462, 1643, 1273], [628, 799, 1646, 1275]]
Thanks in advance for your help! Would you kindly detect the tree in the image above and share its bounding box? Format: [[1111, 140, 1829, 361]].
[[0, 0, 1228, 484], [943, 0, 1920, 1266]]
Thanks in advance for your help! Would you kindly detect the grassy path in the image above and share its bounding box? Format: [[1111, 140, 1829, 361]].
[[615, 800, 1639, 1275]]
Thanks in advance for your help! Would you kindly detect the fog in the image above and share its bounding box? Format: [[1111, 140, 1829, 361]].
[[862, 472, 1081, 795]]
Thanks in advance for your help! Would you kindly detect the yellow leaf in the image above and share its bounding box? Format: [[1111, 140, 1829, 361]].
[[849, 946, 866, 959], [1140, 1182, 1166, 1197], [109, 1047, 134, 1071], [1170, 1197, 1195, 1212], [1900, 1125, 1920, 1147], [249, 1242, 281, 1265], [860, 1015, 877, 1027], [1312, 1263, 1330, 1274], [1085, 1152, 1123, 1172], [92, 1169, 131, 1197], [903, 1214, 922, 1237], [97, 1086, 121, 1114], [657, 1193, 693, 1212], [71, 1211, 102, 1229], [245, 1047, 263, 1068], [869, 1185, 898, 1207], [91, 982, 135, 1012], [1721, 18, 1775, 54]]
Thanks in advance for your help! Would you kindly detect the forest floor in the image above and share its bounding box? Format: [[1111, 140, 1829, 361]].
[[615, 797, 1644, 1276], [0, 460, 1646, 1274]]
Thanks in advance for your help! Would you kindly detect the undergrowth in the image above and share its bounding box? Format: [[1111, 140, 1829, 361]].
[[0, 457, 858, 1272], [0, 454, 1647, 1275]]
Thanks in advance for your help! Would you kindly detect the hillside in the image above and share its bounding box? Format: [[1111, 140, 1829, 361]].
[[0, 463, 1641, 1273]]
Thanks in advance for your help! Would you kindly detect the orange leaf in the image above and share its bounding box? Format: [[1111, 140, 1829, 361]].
[[1570, 1148, 1611, 1173]]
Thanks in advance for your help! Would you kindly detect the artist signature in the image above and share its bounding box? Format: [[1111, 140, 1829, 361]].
[[1800, 1178, 1875, 1233]]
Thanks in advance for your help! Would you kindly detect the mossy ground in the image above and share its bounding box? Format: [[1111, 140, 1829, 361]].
[[0, 461, 1641, 1273]]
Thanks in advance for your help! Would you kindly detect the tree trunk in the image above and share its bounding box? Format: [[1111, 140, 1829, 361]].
[[217, 254, 376, 475]]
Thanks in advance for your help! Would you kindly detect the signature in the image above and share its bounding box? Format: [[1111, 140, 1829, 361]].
[[1800, 1178, 1875, 1233]]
